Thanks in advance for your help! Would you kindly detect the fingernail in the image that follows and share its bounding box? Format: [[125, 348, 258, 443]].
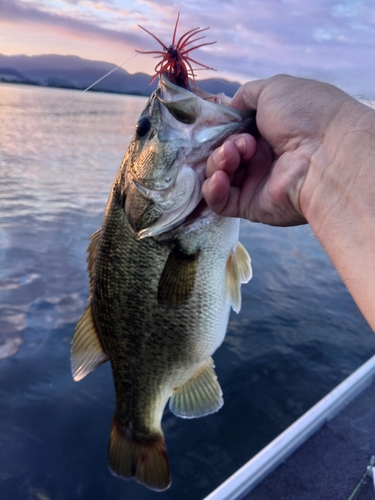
[[209, 171, 218, 187], [213, 145, 225, 164], [234, 136, 247, 155]]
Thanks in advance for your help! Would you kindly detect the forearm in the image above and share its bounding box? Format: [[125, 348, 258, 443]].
[[301, 100, 375, 330]]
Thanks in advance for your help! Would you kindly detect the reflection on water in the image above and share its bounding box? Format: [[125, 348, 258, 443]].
[[0, 83, 146, 217], [0, 336, 22, 358], [1, 83, 375, 500]]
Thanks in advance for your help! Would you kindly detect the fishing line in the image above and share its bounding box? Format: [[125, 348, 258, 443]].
[[45, 43, 155, 119], [15, 41, 156, 139]]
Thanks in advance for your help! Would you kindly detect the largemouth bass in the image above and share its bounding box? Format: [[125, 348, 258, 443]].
[[71, 74, 256, 491]]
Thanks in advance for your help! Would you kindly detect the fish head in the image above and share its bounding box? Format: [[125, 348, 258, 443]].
[[123, 74, 256, 238]]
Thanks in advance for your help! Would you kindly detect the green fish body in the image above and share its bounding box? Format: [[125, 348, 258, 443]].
[[71, 75, 254, 491]]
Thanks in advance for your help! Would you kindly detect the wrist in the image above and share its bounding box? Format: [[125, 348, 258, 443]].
[[299, 99, 375, 330], [300, 98, 375, 226]]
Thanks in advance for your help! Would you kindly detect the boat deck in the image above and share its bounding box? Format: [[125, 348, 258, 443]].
[[245, 375, 375, 499], [204, 356, 375, 500]]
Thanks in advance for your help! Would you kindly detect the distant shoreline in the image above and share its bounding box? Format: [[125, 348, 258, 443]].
[[0, 78, 152, 97], [0, 54, 241, 98]]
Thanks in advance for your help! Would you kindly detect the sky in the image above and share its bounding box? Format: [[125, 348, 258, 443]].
[[1, 0, 375, 99]]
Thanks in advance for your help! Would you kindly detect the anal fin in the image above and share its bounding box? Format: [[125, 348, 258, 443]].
[[169, 357, 223, 419], [71, 303, 108, 382], [108, 416, 170, 492]]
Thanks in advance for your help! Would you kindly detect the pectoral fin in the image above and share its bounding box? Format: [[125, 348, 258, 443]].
[[71, 303, 108, 382], [169, 357, 223, 418], [158, 244, 200, 307], [235, 242, 253, 283], [87, 229, 100, 293], [226, 242, 252, 313]]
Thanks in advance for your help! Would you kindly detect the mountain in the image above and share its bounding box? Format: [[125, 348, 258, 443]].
[[0, 54, 241, 97]]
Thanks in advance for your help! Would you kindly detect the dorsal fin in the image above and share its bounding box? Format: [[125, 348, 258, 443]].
[[226, 242, 252, 313], [169, 357, 223, 418], [71, 303, 108, 382], [158, 244, 200, 307], [87, 229, 101, 293]]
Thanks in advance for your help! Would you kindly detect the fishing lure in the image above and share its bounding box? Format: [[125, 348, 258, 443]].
[[136, 13, 216, 89]]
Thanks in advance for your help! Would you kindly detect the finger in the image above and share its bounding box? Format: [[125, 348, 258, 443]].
[[229, 79, 266, 111], [206, 141, 238, 179], [206, 134, 257, 178], [229, 75, 293, 111], [202, 170, 240, 217], [232, 134, 257, 162], [201, 170, 229, 213]]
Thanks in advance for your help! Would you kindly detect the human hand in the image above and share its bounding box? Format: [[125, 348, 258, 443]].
[[202, 74, 356, 226]]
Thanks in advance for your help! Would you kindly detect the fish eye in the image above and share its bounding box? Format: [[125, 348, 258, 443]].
[[136, 117, 151, 137]]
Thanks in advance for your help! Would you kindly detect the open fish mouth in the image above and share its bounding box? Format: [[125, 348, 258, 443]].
[[123, 74, 257, 240], [133, 164, 204, 239]]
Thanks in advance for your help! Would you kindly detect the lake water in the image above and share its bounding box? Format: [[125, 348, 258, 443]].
[[1, 83, 375, 500]]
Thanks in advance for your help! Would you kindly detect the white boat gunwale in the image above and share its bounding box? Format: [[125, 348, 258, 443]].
[[204, 354, 375, 500]]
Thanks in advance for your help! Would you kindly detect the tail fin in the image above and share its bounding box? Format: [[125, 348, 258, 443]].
[[108, 416, 170, 491]]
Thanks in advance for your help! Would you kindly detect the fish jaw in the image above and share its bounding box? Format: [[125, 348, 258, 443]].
[[134, 164, 203, 239], [123, 74, 256, 238]]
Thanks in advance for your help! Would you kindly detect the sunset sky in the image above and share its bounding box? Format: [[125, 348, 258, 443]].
[[1, 0, 375, 99]]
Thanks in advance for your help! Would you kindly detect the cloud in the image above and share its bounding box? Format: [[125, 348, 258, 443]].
[[1, 0, 375, 98], [0, 0, 143, 46]]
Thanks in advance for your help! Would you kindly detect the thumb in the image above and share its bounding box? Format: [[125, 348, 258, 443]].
[[229, 79, 266, 111]]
